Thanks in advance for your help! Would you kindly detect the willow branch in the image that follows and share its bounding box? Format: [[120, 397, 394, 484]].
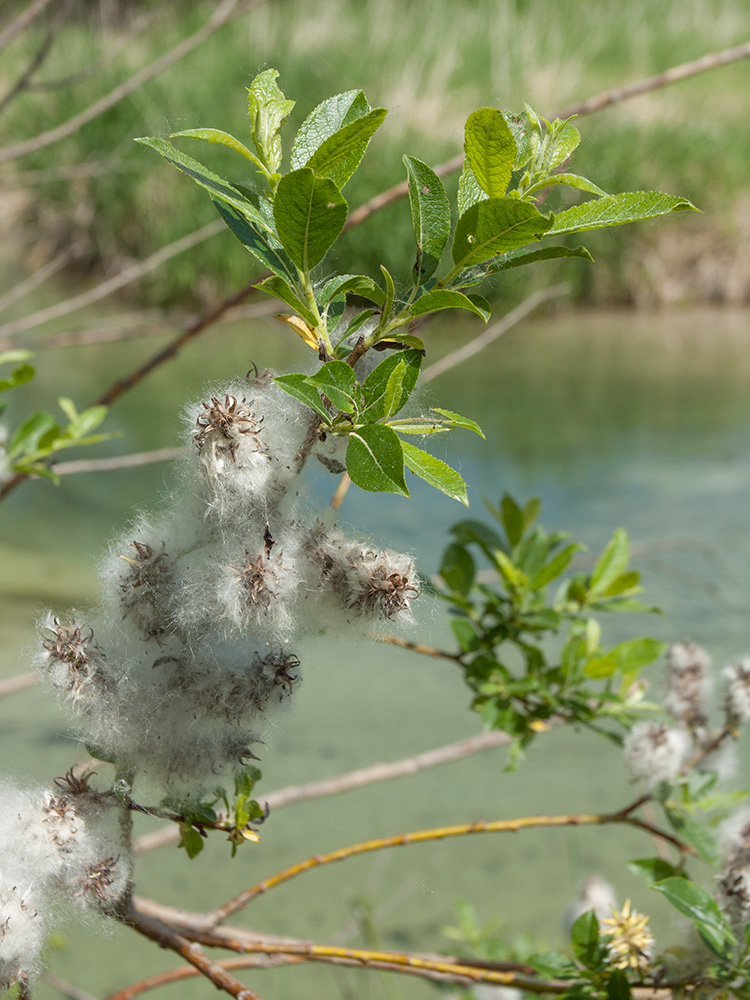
[[0, 0, 257, 165], [423, 285, 569, 382], [133, 729, 512, 855], [207, 799, 689, 926], [376, 633, 464, 663], [43, 973, 101, 1000], [0, 13, 57, 115], [123, 905, 264, 1000], [52, 448, 181, 477], [105, 956, 302, 1000], [0, 0, 55, 52], [0, 242, 84, 315], [0, 672, 38, 698], [0, 220, 225, 342]]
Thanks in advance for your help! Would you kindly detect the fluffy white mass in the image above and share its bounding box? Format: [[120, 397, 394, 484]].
[[623, 721, 692, 790], [36, 371, 420, 799]]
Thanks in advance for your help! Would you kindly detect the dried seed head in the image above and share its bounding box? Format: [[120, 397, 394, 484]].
[[194, 394, 264, 463], [118, 540, 173, 638], [723, 659, 750, 730], [623, 721, 691, 790], [230, 552, 272, 610], [40, 617, 110, 701], [664, 641, 711, 731]]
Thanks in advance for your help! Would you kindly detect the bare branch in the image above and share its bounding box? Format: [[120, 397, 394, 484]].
[[0, 13, 57, 115], [0, 243, 86, 315], [0, 672, 38, 698], [43, 972, 101, 1000], [105, 956, 302, 1000], [0, 0, 259, 166], [208, 802, 690, 926], [376, 633, 464, 663], [423, 285, 569, 382], [123, 905, 265, 1000], [0, 0, 55, 52], [0, 220, 225, 342], [52, 448, 181, 477], [133, 730, 512, 855]]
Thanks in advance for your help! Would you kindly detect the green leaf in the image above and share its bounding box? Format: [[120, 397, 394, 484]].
[[570, 909, 601, 967], [430, 408, 485, 438], [452, 198, 553, 269], [170, 128, 265, 173], [525, 172, 607, 198], [382, 360, 407, 419], [401, 441, 468, 505], [8, 411, 57, 456], [663, 807, 719, 864], [136, 137, 263, 221], [410, 289, 490, 322], [585, 638, 666, 679], [0, 362, 34, 393], [273, 374, 332, 424], [0, 349, 33, 367], [273, 168, 348, 272], [306, 108, 387, 190], [501, 494, 524, 546], [454, 245, 592, 287], [318, 273, 385, 307], [291, 90, 370, 168], [380, 265, 396, 325], [213, 200, 297, 281], [628, 858, 682, 885], [307, 360, 358, 412], [403, 155, 451, 285], [529, 543, 584, 592], [464, 107, 517, 198], [246, 68, 294, 173], [545, 120, 581, 171], [440, 543, 475, 595], [362, 349, 422, 420], [547, 191, 698, 237], [256, 275, 317, 326], [607, 969, 632, 1000], [346, 424, 408, 496], [652, 877, 735, 959], [457, 161, 487, 215], [178, 824, 205, 860], [590, 528, 630, 596]]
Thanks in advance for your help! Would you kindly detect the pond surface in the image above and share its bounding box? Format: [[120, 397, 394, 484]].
[[3, 304, 750, 999]]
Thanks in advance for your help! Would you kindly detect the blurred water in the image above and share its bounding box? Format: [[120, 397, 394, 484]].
[[2, 305, 750, 999]]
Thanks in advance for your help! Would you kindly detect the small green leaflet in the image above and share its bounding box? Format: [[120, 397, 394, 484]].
[[590, 528, 629, 596], [463, 108, 517, 199], [362, 349, 422, 420], [346, 424, 408, 496], [317, 273, 385, 307], [306, 108, 387, 190], [170, 128, 265, 173], [256, 276, 317, 326], [273, 374, 332, 423], [307, 360, 359, 413], [291, 89, 371, 168], [273, 168, 348, 272], [403, 155, 451, 285], [410, 289, 490, 322], [246, 68, 294, 173], [401, 441, 468, 505]]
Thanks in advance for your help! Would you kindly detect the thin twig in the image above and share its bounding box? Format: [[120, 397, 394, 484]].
[[377, 633, 464, 663], [0, 242, 85, 314], [123, 906, 264, 1000], [133, 730, 513, 855], [9, 301, 277, 351], [0, 0, 258, 165], [52, 448, 181, 477], [43, 972, 101, 1000], [0, 672, 38, 698], [0, 0, 55, 52], [423, 285, 569, 382], [207, 801, 689, 926], [104, 956, 302, 1000], [0, 220, 225, 341], [0, 13, 58, 115]]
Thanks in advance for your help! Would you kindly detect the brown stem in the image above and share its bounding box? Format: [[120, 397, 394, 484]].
[[122, 905, 264, 1000], [377, 633, 464, 663]]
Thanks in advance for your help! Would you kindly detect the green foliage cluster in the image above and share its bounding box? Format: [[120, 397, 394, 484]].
[[140, 69, 694, 505], [0, 350, 112, 483], [437, 495, 662, 766]]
